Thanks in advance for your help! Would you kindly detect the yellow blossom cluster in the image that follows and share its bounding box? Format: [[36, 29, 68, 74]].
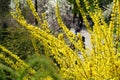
[[0, 0, 120, 80]]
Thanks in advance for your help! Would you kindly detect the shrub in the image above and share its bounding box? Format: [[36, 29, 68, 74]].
[[0, 0, 120, 80]]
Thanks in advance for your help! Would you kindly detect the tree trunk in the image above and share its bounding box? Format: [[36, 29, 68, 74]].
[[35, 0, 38, 25]]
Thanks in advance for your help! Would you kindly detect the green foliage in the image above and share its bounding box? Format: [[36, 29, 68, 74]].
[[0, 0, 10, 15], [0, 68, 6, 80], [67, 0, 86, 14], [98, 0, 113, 8], [0, 53, 61, 80], [0, 26, 60, 79], [0, 63, 17, 80], [21, 54, 61, 80], [0, 27, 44, 59]]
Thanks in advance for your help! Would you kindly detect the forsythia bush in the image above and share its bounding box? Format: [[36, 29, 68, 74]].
[[0, 0, 120, 80]]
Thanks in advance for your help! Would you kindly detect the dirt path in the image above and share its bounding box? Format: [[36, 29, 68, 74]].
[[80, 28, 92, 50]]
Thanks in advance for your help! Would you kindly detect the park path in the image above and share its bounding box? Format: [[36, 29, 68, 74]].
[[79, 28, 92, 50], [70, 27, 92, 50], [77, 28, 92, 60]]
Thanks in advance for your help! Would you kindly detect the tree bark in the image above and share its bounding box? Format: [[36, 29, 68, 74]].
[[35, 0, 38, 25]]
